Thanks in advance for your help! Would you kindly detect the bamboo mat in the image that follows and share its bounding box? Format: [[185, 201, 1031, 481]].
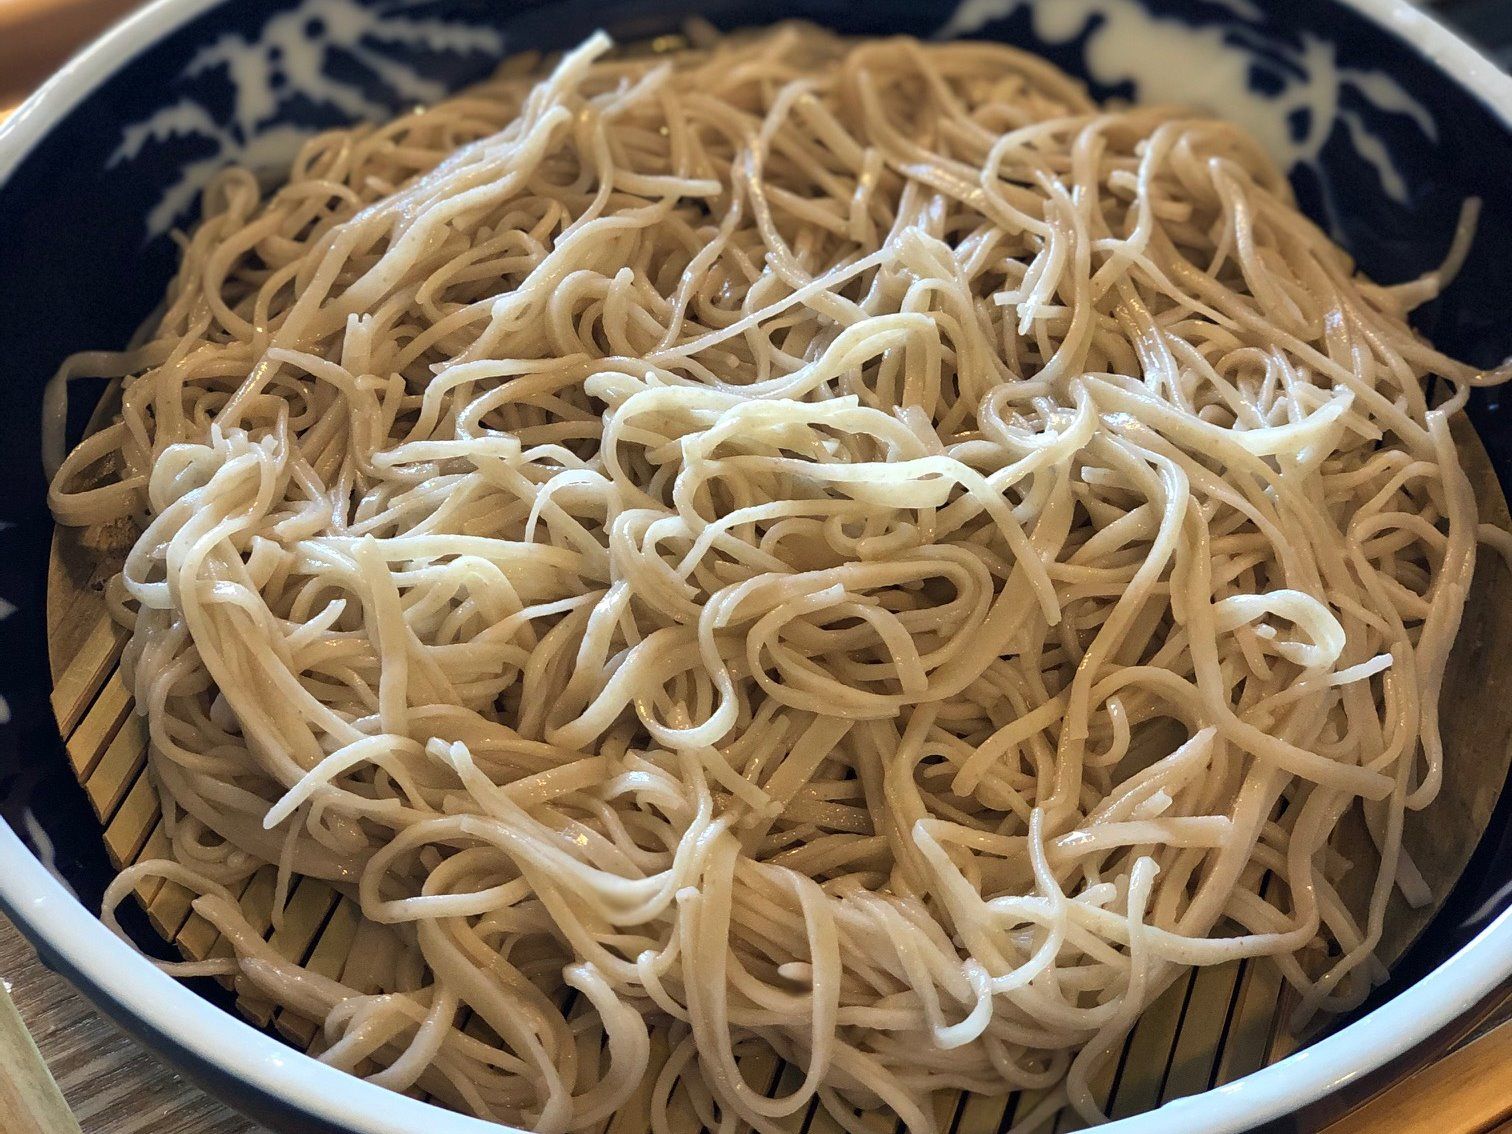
[[3, 2, 1512, 1132]]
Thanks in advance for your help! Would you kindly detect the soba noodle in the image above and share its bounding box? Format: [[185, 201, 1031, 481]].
[[48, 23, 1506, 1133]]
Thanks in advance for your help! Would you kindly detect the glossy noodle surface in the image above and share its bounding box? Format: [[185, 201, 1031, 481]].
[[46, 24, 1507, 1134]]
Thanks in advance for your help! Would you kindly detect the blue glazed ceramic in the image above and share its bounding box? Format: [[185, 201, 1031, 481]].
[[2, 2, 1511, 1131]]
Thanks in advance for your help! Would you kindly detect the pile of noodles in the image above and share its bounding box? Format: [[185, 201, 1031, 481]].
[[47, 23, 1509, 1134]]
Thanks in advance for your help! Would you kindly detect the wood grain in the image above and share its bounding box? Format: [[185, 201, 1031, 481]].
[[0, 913, 261, 1134], [0, 973, 83, 1134], [1326, 1018, 1512, 1134]]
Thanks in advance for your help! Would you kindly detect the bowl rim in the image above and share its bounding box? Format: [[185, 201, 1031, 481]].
[[2, 0, 1512, 1131]]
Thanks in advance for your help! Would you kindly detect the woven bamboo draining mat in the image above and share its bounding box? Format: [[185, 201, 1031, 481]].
[[1, 2, 1511, 1132]]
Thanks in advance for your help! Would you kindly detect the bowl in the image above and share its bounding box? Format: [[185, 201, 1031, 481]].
[[2, 0, 1512, 1131]]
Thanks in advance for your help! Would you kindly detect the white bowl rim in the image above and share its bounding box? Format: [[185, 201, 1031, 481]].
[[2, 0, 1511, 1131]]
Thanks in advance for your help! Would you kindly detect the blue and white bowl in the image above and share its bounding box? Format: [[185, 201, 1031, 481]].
[[1, 1, 1511, 1131]]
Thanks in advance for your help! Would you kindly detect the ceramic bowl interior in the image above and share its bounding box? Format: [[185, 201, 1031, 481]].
[[2, 1, 1511, 1131]]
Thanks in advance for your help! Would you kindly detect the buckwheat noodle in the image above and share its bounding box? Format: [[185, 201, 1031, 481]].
[[48, 23, 1509, 1134]]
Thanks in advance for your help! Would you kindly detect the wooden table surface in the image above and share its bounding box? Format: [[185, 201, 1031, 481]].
[[2, 2, 1512, 1133], [0, 915, 259, 1133]]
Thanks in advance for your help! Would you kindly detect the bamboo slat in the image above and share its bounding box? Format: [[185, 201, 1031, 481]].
[[40, 400, 1512, 1133]]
